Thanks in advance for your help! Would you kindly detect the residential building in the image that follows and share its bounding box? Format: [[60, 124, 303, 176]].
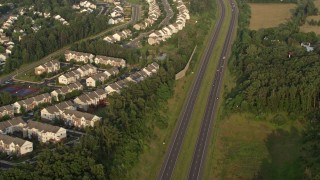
[[86, 67, 119, 87], [58, 70, 81, 85], [0, 134, 33, 155], [73, 89, 107, 110], [23, 121, 66, 143], [41, 101, 75, 120], [51, 82, 83, 101], [0, 117, 26, 134], [61, 109, 101, 128], [0, 105, 14, 118], [34, 60, 60, 75], [13, 93, 52, 114], [76, 64, 97, 77], [64, 50, 94, 63], [94, 55, 126, 67]]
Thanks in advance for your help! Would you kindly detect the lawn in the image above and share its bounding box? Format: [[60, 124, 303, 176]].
[[206, 113, 304, 179], [15, 69, 43, 83], [249, 3, 296, 30]]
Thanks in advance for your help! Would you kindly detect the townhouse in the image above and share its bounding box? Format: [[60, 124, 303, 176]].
[[23, 121, 66, 143], [61, 109, 101, 128], [0, 105, 14, 118], [0, 117, 26, 134], [73, 89, 107, 110], [34, 60, 60, 75], [13, 93, 52, 114], [58, 70, 82, 85], [94, 55, 126, 67], [51, 82, 83, 101], [103, 29, 132, 43], [41, 101, 76, 121], [86, 67, 119, 87], [64, 50, 95, 63], [147, 0, 190, 45], [0, 134, 33, 155], [77, 64, 97, 77], [58, 64, 97, 85], [106, 62, 159, 93]]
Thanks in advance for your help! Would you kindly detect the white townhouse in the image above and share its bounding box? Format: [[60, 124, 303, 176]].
[[94, 55, 126, 68], [61, 109, 101, 128], [13, 93, 52, 114], [0, 117, 26, 134], [41, 101, 75, 120], [23, 121, 66, 143], [105, 79, 129, 94], [64, 50, 94, 63], [0, 134, 33, 155], [58, 70, 81, 85], [73, 89, 107, 110], [86, 67, 119, 87], [76, 64, 97, 77], [0, 105, 14, 118], [34, 60, 60, 75], [51, 82, 83, 101]]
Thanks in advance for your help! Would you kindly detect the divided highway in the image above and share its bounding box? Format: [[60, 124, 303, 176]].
[[188, 0, 238, 179], [157, 0, 228, 179]]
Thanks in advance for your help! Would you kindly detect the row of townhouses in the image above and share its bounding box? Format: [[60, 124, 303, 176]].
[[64, 50, 126, 67], [58, 64, 97, 85], [34, 59, 60, 75], [148, 0, 190, 45], [133, 0, 161, 30], [0, 117, 67, 155], [103, 29, 132, 44], [13, 93, 52, 114], [51, 82, 84, 101], [105, 62, 159, 94], [86, 67, 119, 87]]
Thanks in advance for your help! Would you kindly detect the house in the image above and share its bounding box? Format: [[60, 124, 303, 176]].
[[23, 121, 66, 143], [0, 134, 33, 155], [34, 60, 60, 75], [61, 109, 101, 128], [64, 50, 95, 63], [143, 62, 160, 75], [73, 89, 107, 110], [105, 67, 120, 77], [0, 105, 14, 118], [0, 117, 26, 134], [51, 82, 83, 101], [77, 64, 97, 77], [58, 70, 82, 85], [105, 82, 121, 94], [86, 73, 108, 87], [41, 101, 75, 120], [94, 55, 126, 67], [13, 93, 52, 114]]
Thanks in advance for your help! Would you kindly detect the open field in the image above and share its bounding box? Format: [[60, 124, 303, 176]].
[[249, 3, 296, 30], [300, 16, 320, 34], [206, 113, 304, 179]]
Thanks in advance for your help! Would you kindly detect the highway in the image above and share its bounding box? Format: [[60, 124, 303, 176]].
[[187, 0, 238, 179], [157, 0, 228, 178]]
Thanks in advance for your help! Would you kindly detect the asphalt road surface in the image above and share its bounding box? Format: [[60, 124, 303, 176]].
[[157, 0, 227, 178], [187, 1, 238, 179]]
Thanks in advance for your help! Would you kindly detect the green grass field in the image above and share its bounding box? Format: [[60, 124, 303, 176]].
[[206, 113, 304, 179]]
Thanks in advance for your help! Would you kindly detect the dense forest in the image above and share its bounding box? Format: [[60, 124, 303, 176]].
[[226, 0, 320, 178], [3, 0, 109, 73]]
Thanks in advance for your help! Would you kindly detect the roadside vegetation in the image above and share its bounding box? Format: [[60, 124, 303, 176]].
[[205, 0, 320, 178]]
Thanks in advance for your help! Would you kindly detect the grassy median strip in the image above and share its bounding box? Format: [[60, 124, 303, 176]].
[[171, 0, 232, 179]]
